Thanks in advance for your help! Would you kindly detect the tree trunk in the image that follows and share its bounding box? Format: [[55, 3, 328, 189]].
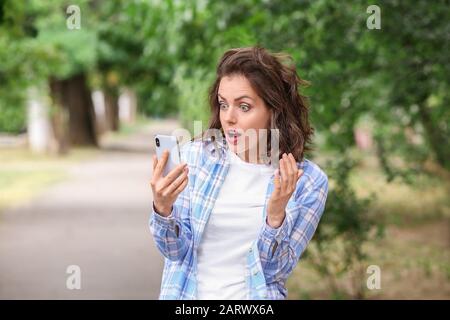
[[27, 87, 54, 154], [104, 89, 119, 132], [49, 73, 98, 147], [118, 88, 137, 124], [127, 89, 137, 124], [48, 80, 70, 154], [417, 100, 450, 171]]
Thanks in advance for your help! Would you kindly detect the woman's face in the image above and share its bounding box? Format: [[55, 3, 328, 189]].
[[218, 74, 271, 163]]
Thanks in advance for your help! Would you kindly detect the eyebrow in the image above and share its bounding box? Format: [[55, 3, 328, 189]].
[[218, 93, 254, 102]]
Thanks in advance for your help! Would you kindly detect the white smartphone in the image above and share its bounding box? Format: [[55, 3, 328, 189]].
[[154, 134, 181, 177]]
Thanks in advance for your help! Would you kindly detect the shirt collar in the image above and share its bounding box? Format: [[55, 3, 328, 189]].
[[202, 134, 228, 160]]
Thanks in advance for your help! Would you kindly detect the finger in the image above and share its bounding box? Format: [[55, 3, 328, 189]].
[[280, 157, 288, 192], [282, 154, 292, 191], [288, 153, 297, 173], [173, 176, 189, 196], [273, 169, 281, 194], [160, 162, 188, 189], [152, 154, 158, 171], [164, 167, 189, 195], [153, 150, 170, 180], [284, 153, 294, 188], [288, 153, 298, 188]]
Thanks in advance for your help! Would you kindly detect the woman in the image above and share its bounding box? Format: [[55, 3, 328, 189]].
[[149, 46, 328, 300]]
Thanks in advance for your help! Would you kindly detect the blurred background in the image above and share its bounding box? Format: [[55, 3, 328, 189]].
[[0, 0, 448, 299]]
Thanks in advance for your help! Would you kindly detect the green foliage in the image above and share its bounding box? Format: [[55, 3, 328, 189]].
[[0, 103, 26, 133], [94, 0, 184, 116], [174, 66, 213, 132], [0, 35, 26, 132], [36, 28, 97, 79], [369, 0, 450, 171]]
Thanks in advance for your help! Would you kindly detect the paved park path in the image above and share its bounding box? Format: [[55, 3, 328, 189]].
[[0, 119, 181, 299]]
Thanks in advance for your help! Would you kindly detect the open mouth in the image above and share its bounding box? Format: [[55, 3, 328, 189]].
[[226, 129, 241, 144], [227, 131, 241, 138]]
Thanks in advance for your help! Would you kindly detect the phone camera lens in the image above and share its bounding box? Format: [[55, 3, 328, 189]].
[[155, 138, 160, 147]]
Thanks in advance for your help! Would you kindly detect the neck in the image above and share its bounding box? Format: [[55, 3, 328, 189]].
[[234, 147, 269, 165]]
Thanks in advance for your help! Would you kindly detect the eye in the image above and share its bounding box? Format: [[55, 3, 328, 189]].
[[219, 101, 228, 110], [239, 104, 250, 112]]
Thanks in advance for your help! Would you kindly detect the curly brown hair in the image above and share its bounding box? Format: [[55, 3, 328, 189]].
[[199, 46, 314, 162]]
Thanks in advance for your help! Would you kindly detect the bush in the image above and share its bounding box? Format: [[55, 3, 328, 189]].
[[0, 104, 26, 134]]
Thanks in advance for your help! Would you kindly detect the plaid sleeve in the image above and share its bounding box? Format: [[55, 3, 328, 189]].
[[257, 170, 329, 284], [149, 189, 192, 261], [148, 141, 200, 262]]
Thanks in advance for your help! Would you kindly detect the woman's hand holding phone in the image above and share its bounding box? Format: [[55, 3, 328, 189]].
[[151, 150, 189, 217]]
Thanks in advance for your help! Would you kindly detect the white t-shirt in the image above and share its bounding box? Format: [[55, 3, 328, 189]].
[[196, 149, 274, 300]]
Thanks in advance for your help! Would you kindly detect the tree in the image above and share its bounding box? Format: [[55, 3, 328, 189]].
[[35, 1, 99, 147], [0, 0, 99, 148], [370, 0, 450, 172]]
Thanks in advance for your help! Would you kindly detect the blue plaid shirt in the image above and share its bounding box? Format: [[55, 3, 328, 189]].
[[149, 136, 328, 300]]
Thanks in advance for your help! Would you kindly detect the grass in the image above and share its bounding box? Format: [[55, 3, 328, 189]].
[[350, 162, 450, 227], [0, 169, 66, 210], [0, 147, 99, 213], [286, 153, 450, 299]]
